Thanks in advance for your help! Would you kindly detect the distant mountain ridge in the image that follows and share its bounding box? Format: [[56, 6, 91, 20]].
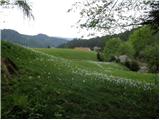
[[1, 29, 70, 48]]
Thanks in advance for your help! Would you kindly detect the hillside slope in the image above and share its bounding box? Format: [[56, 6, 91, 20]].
[[58, 29, 135, 49], [35, 48, 97, 61], [1, 29, 69, 48], [1, 41, 158, 119]]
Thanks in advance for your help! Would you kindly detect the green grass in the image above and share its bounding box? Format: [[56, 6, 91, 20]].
[[34, 48, 97, 61], [69, 60, 158, 83], [1, 41, 159, 119]]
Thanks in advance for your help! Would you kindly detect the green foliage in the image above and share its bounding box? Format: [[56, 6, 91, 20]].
[[59, 29, 135, 49], [118, 42, 135, 58], [129, 26, 156, 58], [104, 38, 122, 61], [144, 44, 159, 73], [129, 26, 159, 72], [103, 38, 134, 61]]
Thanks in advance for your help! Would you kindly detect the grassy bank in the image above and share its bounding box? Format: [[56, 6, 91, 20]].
[[1, 41, 158, 118]]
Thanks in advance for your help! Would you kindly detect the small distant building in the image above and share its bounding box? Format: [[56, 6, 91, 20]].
[[74, 47, 91, 52], [93, 46, 101, 52]]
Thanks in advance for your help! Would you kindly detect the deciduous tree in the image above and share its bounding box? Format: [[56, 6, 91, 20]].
[[69, 0, 158, 36]]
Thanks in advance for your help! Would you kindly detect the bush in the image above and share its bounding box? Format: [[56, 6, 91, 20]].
[[124, 60, 140, 71], [109, 56, 120, 62], [97, 52, 104, 61]]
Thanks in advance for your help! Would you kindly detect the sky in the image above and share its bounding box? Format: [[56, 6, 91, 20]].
[[0, 0, 97, 39]]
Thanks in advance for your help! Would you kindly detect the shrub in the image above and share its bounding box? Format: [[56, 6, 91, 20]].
[[109, 56, 119, 62], [124, 60, 140, 71], [97, 52, 104, 61]]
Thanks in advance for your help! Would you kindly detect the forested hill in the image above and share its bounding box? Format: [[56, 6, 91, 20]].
[[58, 29, 135, 49], [1, 29, 70, 48]]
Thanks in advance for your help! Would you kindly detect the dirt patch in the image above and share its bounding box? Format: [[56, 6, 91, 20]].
[[1, 57, 19, 95], [1, 57, 18, 78]]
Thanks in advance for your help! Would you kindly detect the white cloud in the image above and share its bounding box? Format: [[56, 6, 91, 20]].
[[0, 0, 92, 38]]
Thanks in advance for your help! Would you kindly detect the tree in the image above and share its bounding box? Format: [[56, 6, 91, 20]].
[[103, 38, 122, 61], [0, 0, 34, 19], [118, 42, 134, 58], [141, 1, 159, 32], [144, 43, 159, 73], [103, 37, 134, 61], [129, 25, 159, 73], [69, 0, 158, 36], [129, 25, 158, 59]]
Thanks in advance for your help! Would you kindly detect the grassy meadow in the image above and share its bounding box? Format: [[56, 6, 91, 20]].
[[34, 48, 97, 61], [1, 41, 159, 118]]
